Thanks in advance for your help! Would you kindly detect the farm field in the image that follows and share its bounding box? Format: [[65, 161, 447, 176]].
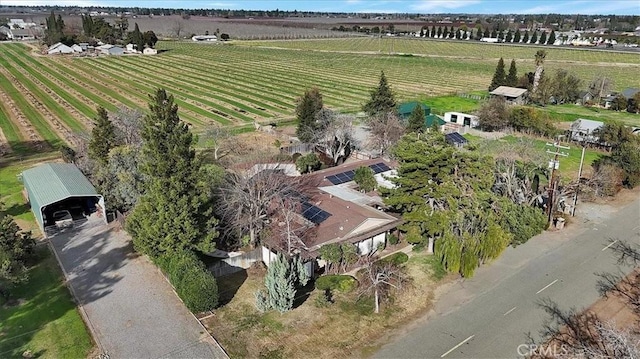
[[0, 38, 638, 155]]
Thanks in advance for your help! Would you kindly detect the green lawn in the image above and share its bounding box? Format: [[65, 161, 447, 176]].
[[421, 95, 482, 115], [537, 104, 640, 127], [0, 248, 93, 359]]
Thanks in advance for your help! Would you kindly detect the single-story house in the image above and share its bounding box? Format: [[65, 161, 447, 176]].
[[444, 111, 479, 128], [48, 42, 74, 55], [143, 48, 158, 55], [6, 28, 35, 41], [98, 44, 124, 56], [569, 118, 604, 143], [602, 93, 617, 109], [397, 101, 445, 131], [445, 132, 468, 148], [575, 91, 593, 105], [622, 88, 640, 100], [490, 86, 528, 105], [21, 163, 107, 237]]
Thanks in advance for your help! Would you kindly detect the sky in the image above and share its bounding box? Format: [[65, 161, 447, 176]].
[[3, 0, 640, 15]]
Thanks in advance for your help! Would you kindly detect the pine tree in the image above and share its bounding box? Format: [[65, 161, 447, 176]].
[[407, 103, 426, 132], [437, 26, 442, 38], [363, 71, 396, 116], [88, 106, 117, 165], [442, 26, 448, 38], [0, 208, 35, 289], [489, 57, 506, 91], [497, 30, 505, 42], [539, 31, 547, 45], [295, 87, 323, 143], [255, 254, 309, 313], [523, 30, 529, 43], [126, 89, 216, 257], [491, 29, 497, 38], [547, 30, 556, 45], [133, 23, 145, 51], [506, 59, 518, 87], [449, 26, 455, 38], [531, 31, 538, 44], [505, 30, 513, 42], [483, 28, 490, 38], [431, 25, 436, 38], [514, 29, 521, 43]]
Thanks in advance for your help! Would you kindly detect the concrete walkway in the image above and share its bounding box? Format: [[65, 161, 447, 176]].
[[50, 224, 228, 358]]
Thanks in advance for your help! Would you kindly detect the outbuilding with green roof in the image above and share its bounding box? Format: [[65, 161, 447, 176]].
[[21, 163, 106, 236]]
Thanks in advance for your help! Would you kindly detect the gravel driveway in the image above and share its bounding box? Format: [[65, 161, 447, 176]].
[[49, 224, 227, 358]]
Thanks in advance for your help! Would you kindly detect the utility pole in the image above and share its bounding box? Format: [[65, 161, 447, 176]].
[[571, 146, 586, 216], [545, 138, 570, 225]]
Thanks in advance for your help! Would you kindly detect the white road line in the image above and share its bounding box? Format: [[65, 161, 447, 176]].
[[440, 335, 475, 358], [503, 306, 517, 316], [536, 279, 559, 294], [602, 240, 619, 251]]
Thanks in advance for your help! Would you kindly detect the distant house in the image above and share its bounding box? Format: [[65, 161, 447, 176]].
[[445, 132, 468, 148], [576, 91, 593, 105], [48, 42, 74, 55], [71, 44, 83, 53], [98, 44, 124, 55], [397, 101, 445, 131], [8, 28, 35, 41], [143, 48, 158, 55], [602, 93, 617, 109], [622, 88, 640, 101], [569, 118, 604, 143], [444, 111, 479, 128], [489, 86, 528, 105]]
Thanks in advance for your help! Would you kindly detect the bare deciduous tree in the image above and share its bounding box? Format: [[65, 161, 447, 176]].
[[217, 164, 311, 248], [313, 109, 356, 165], [171, 20, 185, 38], [265, 197, 315, 256], [111, 106, 143, 147], [200, 126, 234, 161], [366, 112, 405, 156], [359, 257, 407, 314]]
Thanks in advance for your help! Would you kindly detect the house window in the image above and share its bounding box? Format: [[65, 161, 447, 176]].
[[450, 114, 458, 123]]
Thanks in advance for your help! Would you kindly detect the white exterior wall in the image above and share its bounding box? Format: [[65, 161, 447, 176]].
[[444, 112, 479, 128], [355, 232, 387, 255], [261, 246, 278, 266]]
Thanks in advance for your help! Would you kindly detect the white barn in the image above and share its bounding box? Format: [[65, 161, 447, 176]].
[[444, 112, 479, 128], [48, 42, 74, 55]]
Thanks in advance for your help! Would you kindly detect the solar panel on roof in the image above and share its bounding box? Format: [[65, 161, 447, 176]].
[[445, 132, 468, 144], [301, 201, 332, 224], [369, 162, 391, 174], [326, 175, 341, 185]]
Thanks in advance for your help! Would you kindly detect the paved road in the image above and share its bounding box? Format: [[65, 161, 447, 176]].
[[376, 198, 640, 359], [50, 224, 227, 358]]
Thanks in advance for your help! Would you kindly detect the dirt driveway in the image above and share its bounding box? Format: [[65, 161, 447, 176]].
[[49, 224, 227, 358]]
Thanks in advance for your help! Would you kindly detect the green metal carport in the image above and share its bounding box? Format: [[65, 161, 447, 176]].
[[21, 163, 106, 236]]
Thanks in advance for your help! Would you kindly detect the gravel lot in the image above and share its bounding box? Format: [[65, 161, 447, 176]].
[[49, 224, 227, 358]]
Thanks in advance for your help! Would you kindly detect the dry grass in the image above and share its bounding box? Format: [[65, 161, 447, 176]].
[[204, 252, 447, 358]]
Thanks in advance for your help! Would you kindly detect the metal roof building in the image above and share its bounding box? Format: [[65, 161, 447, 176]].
[[21, 163, 106, 235]]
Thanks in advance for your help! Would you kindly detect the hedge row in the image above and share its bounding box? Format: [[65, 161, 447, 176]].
[[315, 275, 357, 293], [156, 250, 219, 312]]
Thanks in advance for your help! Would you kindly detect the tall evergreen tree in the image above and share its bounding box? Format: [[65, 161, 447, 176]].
[[88, 106, 117, 165], [363, 71, 396, 116], [419, 28, 424, 37], [295, 87, 323, 143], [130, 23, 145, 51], [547, 30, 556, 45], [489, 57, 507, 91], [407, 103, 426, 133], [505, 30, 513, 42], [483, 27, 490, 38], [126, 89, 217, 257], [514, 29, 521, 43], [437, 26, 442, 38], [449, 26, 455, 38], [442, 26, 449, 38], [506, 59, 518, 87], [431, 25, 436, 38], [255, 254, 309, 313], [490, 29, 497, 38], [531, 31, 538, 44], [523, 30, 530, 43], [0, 207, 36, 291], [539, 31, 547, 45]]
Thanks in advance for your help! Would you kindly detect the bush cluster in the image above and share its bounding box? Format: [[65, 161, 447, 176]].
[[156, 250, 219, 312], [377, 252, 409, 266], [315, 275, 357, 293]]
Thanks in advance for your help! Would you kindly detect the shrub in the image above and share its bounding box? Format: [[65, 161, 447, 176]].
[[315, 275, 357, 293], [387, 233, 399, 245], [156, 250, 219, 312], [314, 289, 333, 308], [295, 153, 321, 174], [378, 252, 409, 266], [354, 166, 377, 192]]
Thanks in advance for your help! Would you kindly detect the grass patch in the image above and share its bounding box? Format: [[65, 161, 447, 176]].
[[408, 254, 447, 281], [422, 95, 481, 115], [0, 247, 93, 359], [537, 104, 640, 127]]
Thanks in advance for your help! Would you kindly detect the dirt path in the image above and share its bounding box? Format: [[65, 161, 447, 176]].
[[0, 126, 12, 155]]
